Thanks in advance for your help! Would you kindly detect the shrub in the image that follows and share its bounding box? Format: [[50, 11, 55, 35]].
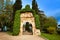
[[57, 28, 60, 34], [57, 31, 60, 34], [47, 27, 56, 34], [13, 10, 20, 35]]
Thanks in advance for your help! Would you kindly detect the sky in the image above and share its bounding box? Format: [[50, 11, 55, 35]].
[[13, 0, 60, 24]]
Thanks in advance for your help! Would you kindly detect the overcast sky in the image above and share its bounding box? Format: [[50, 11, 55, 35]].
[[13, 0, 60, 24]]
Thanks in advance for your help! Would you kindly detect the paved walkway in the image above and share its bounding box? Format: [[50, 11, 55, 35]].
[[0, 32, 45, 40]]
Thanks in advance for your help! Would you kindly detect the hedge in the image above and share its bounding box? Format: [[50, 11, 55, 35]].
[[13, 10, 20, 35], [34, 14, 40, 29]]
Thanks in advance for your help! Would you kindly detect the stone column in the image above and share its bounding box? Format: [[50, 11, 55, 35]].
[[19, 21, 23, 35], [33, 27, 35, 35]]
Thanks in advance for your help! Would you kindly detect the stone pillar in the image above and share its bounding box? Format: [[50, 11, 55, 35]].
[[32, 21, 36, 35], [20, 27, 22, 35], [20, 21, 23, 35], [33, 27, 35, 35]]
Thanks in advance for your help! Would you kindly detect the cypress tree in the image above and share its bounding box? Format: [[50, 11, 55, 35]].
[[13, 0, 22, 19], [13, 0, 22, 14], [32, 0, 39, 14]]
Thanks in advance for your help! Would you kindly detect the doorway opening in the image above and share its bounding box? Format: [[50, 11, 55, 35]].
[[23, 22, 33, 35]]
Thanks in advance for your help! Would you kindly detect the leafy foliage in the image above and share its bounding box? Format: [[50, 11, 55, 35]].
[[13, 0, 22, 22], [13, 10, 20, 35], [47, 27, 56, 34], [0, 13, 9, 26], [44, 17, 57, 28], [42, 17, 57, 33], [32, 0, 39, 14], [39, 12, 47, 31], [35, 14, 40, 29], [20, 5, 32, 13], [47, 17, 57, 27], [13, 0, 22, 13]]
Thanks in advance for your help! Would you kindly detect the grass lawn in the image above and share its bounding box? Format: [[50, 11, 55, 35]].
[[41, 33, 60, 40]]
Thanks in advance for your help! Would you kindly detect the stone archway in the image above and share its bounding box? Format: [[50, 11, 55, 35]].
[[20, 12, 36, 35]]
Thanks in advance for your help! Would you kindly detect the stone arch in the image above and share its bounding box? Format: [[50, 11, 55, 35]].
[[20, 12, 36, 35], [23, 22, 33, 35]]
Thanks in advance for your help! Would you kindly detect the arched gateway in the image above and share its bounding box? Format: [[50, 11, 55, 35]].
[[13, 5, 40, 35], [20, 12, 36, 35]]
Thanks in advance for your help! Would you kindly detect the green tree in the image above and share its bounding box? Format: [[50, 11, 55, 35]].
[[47, 17, 57, 27], [13, 0, 22, 22], [43, 16, 57, 33], [43, 16, 57, 28], [38, 11, 47, 31], [35, 14, 40, 29], [0, 13, 8, 28], [13, 0, 22, 13], [32, 0, 39, 14], [0, 0, 4, 10]]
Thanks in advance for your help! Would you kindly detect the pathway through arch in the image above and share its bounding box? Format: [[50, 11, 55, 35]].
[[23, 22, 33, 35]]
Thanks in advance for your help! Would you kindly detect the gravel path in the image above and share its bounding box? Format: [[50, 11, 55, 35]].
[[0, 32, 45, 40]]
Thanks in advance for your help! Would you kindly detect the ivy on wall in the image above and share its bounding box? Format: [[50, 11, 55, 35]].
[[34, 14, 40, 29], [31, 10, 40, 29]]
